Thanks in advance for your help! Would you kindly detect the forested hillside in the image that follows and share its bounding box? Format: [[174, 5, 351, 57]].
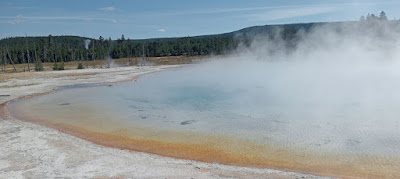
[[0, 11, 396, 69], [0, 22, 327, 66]]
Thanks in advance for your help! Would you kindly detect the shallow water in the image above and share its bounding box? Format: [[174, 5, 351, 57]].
[[10, 62, 400, 177]]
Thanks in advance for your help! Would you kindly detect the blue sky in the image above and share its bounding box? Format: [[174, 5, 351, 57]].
[[0, 0, 399, 39]]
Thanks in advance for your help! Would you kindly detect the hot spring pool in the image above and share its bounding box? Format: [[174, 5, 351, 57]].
[[9, 62, 400, 177]]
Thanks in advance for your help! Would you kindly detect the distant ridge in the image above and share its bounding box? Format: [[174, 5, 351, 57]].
[[0, 20, 393, 65], [0, 22, 331, 42]]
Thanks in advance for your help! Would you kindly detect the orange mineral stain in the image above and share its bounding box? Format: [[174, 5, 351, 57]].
[[7, 100, 400, 179]]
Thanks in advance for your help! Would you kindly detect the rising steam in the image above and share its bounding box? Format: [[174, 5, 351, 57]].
[[149, 19, 400, 154], [15, 18, 400, 171], [84, 39, 91, 50]]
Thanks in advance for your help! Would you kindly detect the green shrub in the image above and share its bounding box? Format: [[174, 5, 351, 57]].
[[53, 63, 58, 70], [77, 62, 84, 69], [58, 63, 65, 70], [53, 63, 65, 71], [35, 60, 44, 71]]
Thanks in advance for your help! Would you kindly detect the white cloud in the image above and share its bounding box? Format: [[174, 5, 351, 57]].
[[99, 6, 116, 12], [157, 2, 381, 16], [157, 28, 166, 32], [11, 14, 23, 25]]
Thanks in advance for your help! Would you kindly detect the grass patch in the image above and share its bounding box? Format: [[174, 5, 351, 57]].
[[1, 56, 207, 74], [0, 83, 40, 88]]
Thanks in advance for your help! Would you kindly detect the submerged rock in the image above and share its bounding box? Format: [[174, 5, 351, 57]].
[[180, 120, 197, 125]]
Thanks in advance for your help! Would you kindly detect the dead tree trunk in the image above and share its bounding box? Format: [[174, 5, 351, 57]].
[[2, 49, 6, 73], [54, 43, 58, 70], [25, 35, 31, 72], [80, 53, 83, 64], [71, 48, 75, 62], [5, 44, 17, 73], [86, 50, 89, 68], [0, 49, 3, 73], [34, 44, 39, 71], [129, 45, 132, 66], [92, 40, 95, 68]]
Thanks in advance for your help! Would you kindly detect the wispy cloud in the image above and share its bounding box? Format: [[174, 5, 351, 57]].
[[157, 28, 166, 32], [245, 6, 336, 22], [0, 15, 117, 24], [155, 2, 383, 17], [99, 6, 116, 12], [11, 14, 23, 24]]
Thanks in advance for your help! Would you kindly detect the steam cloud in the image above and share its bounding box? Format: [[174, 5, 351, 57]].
[[33, 20, 400, 155], [84, 39, 91, 50], [11, 13, 400, 176], [147, 20, 400, 153]]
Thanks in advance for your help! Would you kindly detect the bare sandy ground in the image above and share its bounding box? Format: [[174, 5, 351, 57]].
[[0, 66, 331, 178]]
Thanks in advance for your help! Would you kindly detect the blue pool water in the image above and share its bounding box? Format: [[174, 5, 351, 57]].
[[10, 61, 400, 176]]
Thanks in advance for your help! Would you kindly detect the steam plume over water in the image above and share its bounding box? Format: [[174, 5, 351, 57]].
[[9, 20, 400, 177]]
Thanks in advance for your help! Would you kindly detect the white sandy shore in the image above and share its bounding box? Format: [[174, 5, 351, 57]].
[[0, 66, 331, 178]]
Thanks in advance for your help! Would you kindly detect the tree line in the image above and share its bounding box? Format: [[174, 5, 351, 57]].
[[360, 11, 388, 22], [0, 34, 240, 70], [0, 11, 397, 72]]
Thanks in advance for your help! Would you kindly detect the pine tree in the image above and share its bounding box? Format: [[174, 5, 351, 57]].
[[380, 11, 388, 21], [359, 15, 365, 22]]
